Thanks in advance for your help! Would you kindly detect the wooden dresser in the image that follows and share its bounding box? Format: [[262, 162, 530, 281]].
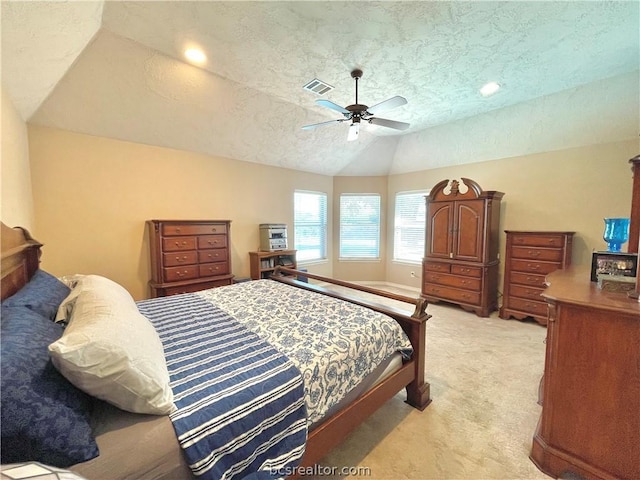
[[531, 268, 640, 480], [422, 178, 504, 317], [147, 220, 234, 297], [500, 231, 574, 325]]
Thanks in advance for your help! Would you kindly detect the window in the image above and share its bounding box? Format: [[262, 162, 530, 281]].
[[393, 191, 427, 263], [294, 190, 327, 262], [339, 194, 381, 259]]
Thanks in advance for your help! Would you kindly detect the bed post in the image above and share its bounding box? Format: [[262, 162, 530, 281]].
[[404, 296, 431, 410]]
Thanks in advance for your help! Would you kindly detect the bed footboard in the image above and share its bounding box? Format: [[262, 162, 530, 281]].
[[271, 268, 431, 469], [270, 267, 431, 411]]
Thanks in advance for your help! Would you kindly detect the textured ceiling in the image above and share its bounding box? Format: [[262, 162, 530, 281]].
[[2, 1, 639, 176]]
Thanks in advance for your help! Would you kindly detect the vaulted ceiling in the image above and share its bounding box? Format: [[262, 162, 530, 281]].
[[2, 1, 639, 176]]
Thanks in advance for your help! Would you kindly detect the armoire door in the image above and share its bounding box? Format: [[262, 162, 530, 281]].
[[426, 201, 453, 258], [453, 199, 485, 262]]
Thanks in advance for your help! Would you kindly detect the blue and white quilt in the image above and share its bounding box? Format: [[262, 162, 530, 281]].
[[197, 280, 413, 425], [137, 294, 307, 480]]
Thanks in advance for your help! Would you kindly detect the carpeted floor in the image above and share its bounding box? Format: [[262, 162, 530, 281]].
[[313, 284, 551, 480]]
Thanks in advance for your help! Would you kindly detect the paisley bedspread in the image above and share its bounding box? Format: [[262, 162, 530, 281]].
[[196, 279, 413, 425]]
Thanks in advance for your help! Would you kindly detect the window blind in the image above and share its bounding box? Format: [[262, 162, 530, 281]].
[[294, 191, 327, 262], [393, 191, 427, 263], [339, 194, 381, 259]]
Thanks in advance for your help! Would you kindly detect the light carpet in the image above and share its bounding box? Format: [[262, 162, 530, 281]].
[[313, 284, 550, 480]]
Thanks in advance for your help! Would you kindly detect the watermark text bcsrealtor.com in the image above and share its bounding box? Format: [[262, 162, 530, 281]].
[[270, 464, 372, 477]]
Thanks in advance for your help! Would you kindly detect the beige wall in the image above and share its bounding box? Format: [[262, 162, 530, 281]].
[[1, 85, 34, 229], [386, 139, 640, 292], [28, 125, 333, 300], [332, 176, 388, 281], [13, 122, 640, 302]]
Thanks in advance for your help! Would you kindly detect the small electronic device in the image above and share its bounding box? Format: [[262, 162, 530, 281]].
[[259, 224, 288, 251]]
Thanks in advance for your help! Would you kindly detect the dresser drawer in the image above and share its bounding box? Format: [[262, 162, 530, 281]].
[[451, 264, 482, 277], [198, 235, 227, 249], [162, 224, 228, 236], [198, 248, 228, 263], [164, 265, 198, 282], [423, 283, 481, 305], [163, 251, 198, 267], [511, 246, 563, 262], [511, 234, 566, 248], [510, 259, 560, 275], [162, 236, 197, 252], [424, 262, 450, 273], [507, 297, 548, 317], [424, 272, 480, 291], [199, 262, 230, 277], [510, 272, 547, 287], [510, 284, 545, 301]]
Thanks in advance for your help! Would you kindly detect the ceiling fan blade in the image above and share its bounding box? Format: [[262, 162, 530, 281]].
[[316, 99, 350, 115], [301, 119, 346, 130], [368, 117, 410, 131], [366, 95, 407, 115]]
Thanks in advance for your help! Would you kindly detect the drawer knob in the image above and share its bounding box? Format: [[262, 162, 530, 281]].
[[175, 241, 187, 246], [528, 250, 540, 257], [462, 280, 469, 285], [176, 256, 187, 262], [211, 228, 217, 232], [528, 264, 540, 270]]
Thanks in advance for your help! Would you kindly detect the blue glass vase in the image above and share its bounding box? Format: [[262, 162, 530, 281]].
[[603, 218, 630, 252]]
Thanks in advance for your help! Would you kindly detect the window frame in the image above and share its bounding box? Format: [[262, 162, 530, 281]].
[[339, 193, 382, 261], [293, 190, 328, 263], [393, 190, 428, 264]]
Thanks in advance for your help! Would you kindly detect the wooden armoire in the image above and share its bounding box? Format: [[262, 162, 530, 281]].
[[422, 178, 504, 317]]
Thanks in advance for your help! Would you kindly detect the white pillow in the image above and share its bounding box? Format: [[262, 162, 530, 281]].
[[49, 275, 176, 415], [55, 274, 86, 323]]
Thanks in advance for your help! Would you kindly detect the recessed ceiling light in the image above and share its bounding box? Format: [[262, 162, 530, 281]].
[[480, 81, 501, 97], [184, 48, 206, 64]]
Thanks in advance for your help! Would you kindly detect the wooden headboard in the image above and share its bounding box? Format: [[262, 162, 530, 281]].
[[1, 222, 42, 301]]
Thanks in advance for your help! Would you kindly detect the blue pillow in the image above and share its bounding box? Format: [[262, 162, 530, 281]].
[[1, 306, 99, 467], [1, 269, 70, 320]]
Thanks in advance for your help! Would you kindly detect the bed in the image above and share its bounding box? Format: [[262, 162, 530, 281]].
[[0, 222, 431, 479]]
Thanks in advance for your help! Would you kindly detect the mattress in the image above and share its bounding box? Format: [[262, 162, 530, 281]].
[[70, 353, 402, 480]]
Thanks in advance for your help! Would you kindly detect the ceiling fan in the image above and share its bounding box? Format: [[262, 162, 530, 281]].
[[302, 69, 410, 141]]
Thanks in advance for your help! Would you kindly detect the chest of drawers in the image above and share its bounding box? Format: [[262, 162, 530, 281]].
[[147, 220, 234, 297], [499, 231, 574, 325]]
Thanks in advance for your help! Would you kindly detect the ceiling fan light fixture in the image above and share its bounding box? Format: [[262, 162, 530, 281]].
[[347, 121, 360, 141]]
